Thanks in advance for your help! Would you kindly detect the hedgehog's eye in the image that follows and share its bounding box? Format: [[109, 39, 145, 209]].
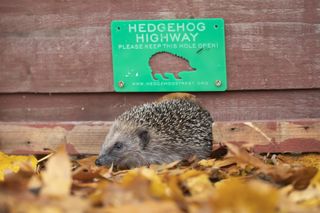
[[114, 142, 123, 150]]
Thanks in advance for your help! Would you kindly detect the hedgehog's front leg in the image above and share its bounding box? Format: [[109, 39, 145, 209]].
[[151, 71, 158, 80], [161, 73, 169, 80], [173, 72, 181, 80]]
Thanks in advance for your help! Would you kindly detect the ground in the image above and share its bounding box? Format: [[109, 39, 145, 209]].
[[1, 144, 320, 213]]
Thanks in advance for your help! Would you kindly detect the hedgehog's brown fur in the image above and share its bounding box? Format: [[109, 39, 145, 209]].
[[96, 94, 213, 169]]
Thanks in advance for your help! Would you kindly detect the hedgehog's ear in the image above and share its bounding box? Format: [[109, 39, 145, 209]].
[[137, 128, 150, 149]]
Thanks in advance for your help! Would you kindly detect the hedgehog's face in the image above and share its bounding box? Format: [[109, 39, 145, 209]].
[[95, 123, 150, 170]]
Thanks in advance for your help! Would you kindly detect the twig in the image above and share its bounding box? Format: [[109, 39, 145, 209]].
[[244, 122, 272, 142], [37, 152, 54, 164]]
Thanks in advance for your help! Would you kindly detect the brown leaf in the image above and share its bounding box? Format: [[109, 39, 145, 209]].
[[226, 143, 268, 169], [226, 143, 318, 189], [0, 167, 35, 192], [0, 152, 37, 181], [286, 167, 318, 190], [72, 166, 101, 182], [282, 171, 320, 212], [76, 155, 97, 167], [211, 144, 228, 159]]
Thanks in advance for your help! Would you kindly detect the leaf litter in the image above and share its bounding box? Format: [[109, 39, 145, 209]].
[[0, 144, 320, 213]]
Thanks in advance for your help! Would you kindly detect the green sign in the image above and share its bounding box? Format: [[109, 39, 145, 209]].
[[111, 18, 227, 92]]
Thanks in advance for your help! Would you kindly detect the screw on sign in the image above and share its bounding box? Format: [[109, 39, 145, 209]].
[[215, 80, 222, 87], [118, 81, 125, 88], [149, 51, 196, 80]]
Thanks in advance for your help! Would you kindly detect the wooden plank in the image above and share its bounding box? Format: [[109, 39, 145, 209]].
[[0, 122, 111, 155], [0, 90, 319, 122], [0, 0, 319, 92], [0, 119, 319, 155], [213, 120, 320, 153]]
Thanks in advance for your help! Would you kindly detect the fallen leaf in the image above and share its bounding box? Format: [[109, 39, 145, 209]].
[[106, 201, 182, 213], [211, 144, 228, 159], [41, 145, 72, 197], [0, 167, 35, 192], [226, 143, 318, 189], [0, 192, 89, 213], [211, 178, 279, 213], [0, 152, 37, 181], [184, 173, 213, 198], [288, 167, 318, 190], [122, 168, 171, 199], [197, 159, 215, 167], [72, 166, 102, 182], [1, 143, 320, 212], [278, 154, 320, 169]]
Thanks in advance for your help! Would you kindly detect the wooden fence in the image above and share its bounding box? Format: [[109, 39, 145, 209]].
[[0, 0, 319, 153]]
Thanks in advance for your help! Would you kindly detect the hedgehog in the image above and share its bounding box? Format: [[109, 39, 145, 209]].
[[149, 52, 196, 80], [95, 93, 213, 170]]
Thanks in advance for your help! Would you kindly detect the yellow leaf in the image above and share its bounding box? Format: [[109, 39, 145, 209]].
[[107, 201, 182, 213], [310, 170, 320, 188], [0, 192, 89, 213], [197, 159, 215, 167], [278, 154, 320, 170], [184, 174, 213, 198], [212, 178, 279, 213], [0, 152, 37, 181], [179, 169, 203, 180], [41, 145, 72, 197], [198, 157, 237, 169], [122, 168, 171, 199]]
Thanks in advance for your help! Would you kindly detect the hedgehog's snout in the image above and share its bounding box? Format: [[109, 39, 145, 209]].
[[188, 66, 196, 71], [95, 154, 113, 166], [95, 158, 103, 166]]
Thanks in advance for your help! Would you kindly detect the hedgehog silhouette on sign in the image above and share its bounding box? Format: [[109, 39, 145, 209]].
[[149, 52, 196, 80]]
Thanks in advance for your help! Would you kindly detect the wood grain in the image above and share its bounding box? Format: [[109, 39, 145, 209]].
[[0, 122, 111, 154], [0, 0, 319, 92], [213, 120, 320, 153], [0, 90, 319, 122], [1, 119, 319, 155]]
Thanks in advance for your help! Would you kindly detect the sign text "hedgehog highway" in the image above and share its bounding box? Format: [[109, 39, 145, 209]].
[[128, 22, 206, 43]]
